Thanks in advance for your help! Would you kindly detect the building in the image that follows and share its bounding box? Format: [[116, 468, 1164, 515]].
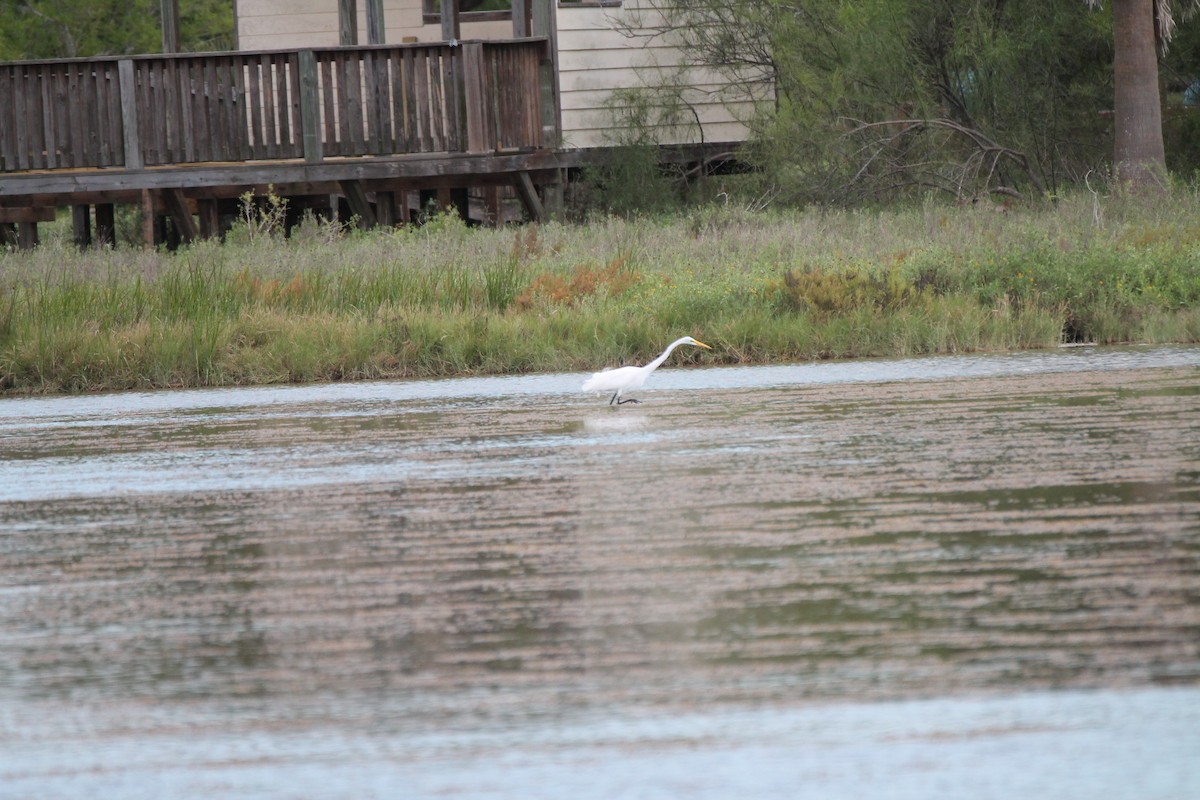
[[0, 0, 767, 247]]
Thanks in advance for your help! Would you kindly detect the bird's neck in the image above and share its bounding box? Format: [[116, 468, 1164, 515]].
[[648, 339, 687, 370]]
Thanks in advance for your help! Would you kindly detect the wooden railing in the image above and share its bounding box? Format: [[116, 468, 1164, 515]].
[[0, 39, 551, 174]]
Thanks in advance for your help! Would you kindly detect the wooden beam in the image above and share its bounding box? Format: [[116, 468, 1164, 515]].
[[514, 171, 546, 223], [0, 167, 565, 210], [338, 0, 359, 46], [0, 152, 569, 200], [365, 0, 385, 45], [160, 188, 198, 243], [339, 179, 377, 229], [0, 206, 57, 224]]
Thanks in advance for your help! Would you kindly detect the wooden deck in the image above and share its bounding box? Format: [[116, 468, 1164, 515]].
[[0, 39, 562, 247]]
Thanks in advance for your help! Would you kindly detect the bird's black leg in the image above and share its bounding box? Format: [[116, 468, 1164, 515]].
[[616, 397, 640, 405], [609, 392, 618, 405]]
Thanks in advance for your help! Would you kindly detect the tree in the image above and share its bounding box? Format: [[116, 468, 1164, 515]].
[[0, 0, 233, 60], [1088, 0, 1198, 192], [631, 0, 1199, 202]]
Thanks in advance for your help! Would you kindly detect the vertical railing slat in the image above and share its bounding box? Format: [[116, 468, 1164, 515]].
[[231, 55, 250, 160], [1, 40, 550, 174], [117, 59, 142, 170], [298, 50, 322, 163], [0, 68, 13, 170]]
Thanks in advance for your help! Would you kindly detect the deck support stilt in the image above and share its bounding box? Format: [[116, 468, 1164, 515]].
[[72, 205, 92, 249], [161, 189, 198, 244], [95, 204, 116, 248], [375, 191, 396, 228], [339, 180, 377, 229], [198, 199, 221, 240], [17, 222, 39, 250], [515, 171, 547, 223], [140, 190, 156, 249]]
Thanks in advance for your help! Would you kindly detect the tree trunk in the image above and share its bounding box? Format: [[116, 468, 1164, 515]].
[[1112, 0, 1166, 190]]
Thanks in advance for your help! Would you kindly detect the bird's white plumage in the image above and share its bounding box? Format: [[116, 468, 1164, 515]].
[[581, 365, 646, 392], [581, 336, 711, 404]]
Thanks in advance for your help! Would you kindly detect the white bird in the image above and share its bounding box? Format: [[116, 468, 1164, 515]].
[[582, 336, 712, 405]]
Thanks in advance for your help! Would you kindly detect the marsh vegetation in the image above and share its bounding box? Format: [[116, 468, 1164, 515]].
[[2, 189, 1198, 394]]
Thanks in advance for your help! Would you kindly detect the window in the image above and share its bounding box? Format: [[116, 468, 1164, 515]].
[[424, 0, 512, 23]]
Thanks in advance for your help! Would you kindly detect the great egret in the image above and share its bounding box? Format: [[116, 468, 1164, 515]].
[[582, 336, 711, 405]]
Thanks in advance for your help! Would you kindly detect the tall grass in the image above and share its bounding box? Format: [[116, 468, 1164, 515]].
[[2, 191, 1198, 394]]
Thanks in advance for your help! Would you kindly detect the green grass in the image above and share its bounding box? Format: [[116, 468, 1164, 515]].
[[2, 190, 1199, 395]]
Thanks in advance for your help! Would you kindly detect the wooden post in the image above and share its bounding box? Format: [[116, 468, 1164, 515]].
[[198, 199, 221, 240], [531, 0, 561, 148], [118, 59, 143, 170], [298, 50, 323, 163], [141, 189, 156, 249], [71, 205, 92, 249], [483, 186, 501, 226], [17, 222, 39, 250], [449, 187, 469, 222], [365, 0, 385, 45], [1, 207, 58, 249], [160, 0, 181, 53], [441, 0, 460, 42], [514, 171, 547, 223], [462, 42, 489, 154], [95, 204, 116, 248], [339, 180, 377, 229], [161, 188, 198, 243], [512, 0, 530, 37], [376, 191, 396, 228], [338, 0, 359, 46]]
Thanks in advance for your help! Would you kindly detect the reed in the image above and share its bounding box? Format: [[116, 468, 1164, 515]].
[[2, 190, 1198, 394]]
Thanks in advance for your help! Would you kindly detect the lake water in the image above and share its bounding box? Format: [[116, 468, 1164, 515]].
[[2, 345, 1199, 799]]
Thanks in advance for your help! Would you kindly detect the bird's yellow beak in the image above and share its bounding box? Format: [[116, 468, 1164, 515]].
[[694, 339, 712, 350]]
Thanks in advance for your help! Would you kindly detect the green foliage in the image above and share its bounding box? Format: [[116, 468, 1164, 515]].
[[576, 145, 679, 217], [227, 187, 289, 244], [576, 84, 706, 217], [667, 0, 1115, 203], [0, 0, 234, 60], [2, 189, 1199, 394], [774, 265, 931, 315]]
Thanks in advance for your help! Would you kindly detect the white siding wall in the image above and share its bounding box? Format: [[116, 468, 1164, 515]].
[[235, 1, 766, 150], [237, 0, 509, 49], [556, 1, 763, 150]]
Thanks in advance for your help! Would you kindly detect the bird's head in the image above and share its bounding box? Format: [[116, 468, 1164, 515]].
[[683, 337, 712, 350]]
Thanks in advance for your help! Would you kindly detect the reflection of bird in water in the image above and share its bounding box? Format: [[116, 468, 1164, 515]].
[[582, 336, 711, 406]]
